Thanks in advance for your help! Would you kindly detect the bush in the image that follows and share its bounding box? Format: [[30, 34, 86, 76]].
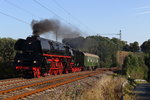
[[123, 54, 148, 80], [0, 38, 17, 79], [0, 61, 17, 79]]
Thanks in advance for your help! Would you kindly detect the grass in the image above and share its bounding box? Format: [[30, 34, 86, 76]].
[[78, 75, 126, 100], [135, 80, 148, 84], [123, 84, 136, 100], [122, 77, 139, 100]]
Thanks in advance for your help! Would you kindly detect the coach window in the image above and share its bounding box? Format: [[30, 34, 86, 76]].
[[88, 59, 90, 62]]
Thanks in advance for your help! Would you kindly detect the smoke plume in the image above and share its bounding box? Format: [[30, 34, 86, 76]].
[[31, 19, 82, 38]]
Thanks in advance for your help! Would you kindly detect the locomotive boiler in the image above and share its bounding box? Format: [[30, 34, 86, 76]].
[[14, 35, 99, 78]]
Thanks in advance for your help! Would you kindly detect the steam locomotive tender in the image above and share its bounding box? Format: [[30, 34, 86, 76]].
[[14, 35, 99, 78]]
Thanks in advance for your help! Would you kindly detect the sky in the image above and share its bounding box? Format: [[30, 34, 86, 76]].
[[0, 0, 150, 45]]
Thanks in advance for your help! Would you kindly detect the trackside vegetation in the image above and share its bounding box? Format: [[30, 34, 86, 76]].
[[0, 38, 17, 79], [122, 53, 148, 80]]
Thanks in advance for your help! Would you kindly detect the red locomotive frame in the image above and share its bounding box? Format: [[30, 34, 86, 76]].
[[16, 54, 83, 78]]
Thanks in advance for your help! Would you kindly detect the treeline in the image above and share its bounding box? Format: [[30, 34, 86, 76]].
[[123, 53, 148, 80], [0, 38, 17, 79], [63, 36, 150, 81], [63, 36, 137, 67], [122, 39, 150, 81]]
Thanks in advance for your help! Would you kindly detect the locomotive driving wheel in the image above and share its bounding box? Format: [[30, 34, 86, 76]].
[[33, 67, 41, 78], [36, 69, 40, 78], [49, 68, 59, 75], [58, 62, 63, 75], [53, 69, 58, 75], [58, 69, 63, 75], [65, 69, 69, 74]]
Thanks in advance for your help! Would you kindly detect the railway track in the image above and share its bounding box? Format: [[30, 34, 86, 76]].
[[0, 71, 100, 100], [0, 72, 90, 90], [0, 76, 52, 90], [0, 78, 24, 85]]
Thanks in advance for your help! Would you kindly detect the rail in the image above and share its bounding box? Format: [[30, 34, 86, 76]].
[[3, 72, 99, 100], [0, 72, 94, 95]]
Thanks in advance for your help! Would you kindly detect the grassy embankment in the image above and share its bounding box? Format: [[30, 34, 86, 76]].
[[78, 74, 125, 100], [40, 73, 127, 100]]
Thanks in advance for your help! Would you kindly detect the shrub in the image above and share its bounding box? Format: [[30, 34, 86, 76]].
[[123, 54, 148, 80]]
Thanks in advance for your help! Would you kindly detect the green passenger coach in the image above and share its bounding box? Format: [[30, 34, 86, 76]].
[[83, 53, 100, 70]]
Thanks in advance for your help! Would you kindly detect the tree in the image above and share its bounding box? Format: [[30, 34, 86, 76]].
[[141, 39, 150, 53], [111, 38, 126, 50], [144, 54, 150, 81], [123, 54, 148, 79], [123, 44, 130, 51], [0, 38, 17, 78], [129, 41, 140, 52], [0, 38, 16, 62], [123, 41, 140, 52]]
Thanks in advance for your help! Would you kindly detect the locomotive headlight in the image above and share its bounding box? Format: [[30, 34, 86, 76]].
[[17, 60, 21, 63], [33, 61, 37, 63]]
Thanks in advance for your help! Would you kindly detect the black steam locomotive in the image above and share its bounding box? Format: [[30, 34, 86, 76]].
[[14, 35, 99, 78]]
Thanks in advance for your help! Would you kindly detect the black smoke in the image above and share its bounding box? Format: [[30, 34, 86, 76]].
[[31, 19, 82, 38]]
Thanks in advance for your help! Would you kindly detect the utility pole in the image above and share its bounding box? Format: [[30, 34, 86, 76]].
[[115, 30, 122, 50], [98, 30, 122, 51], [98, 30, 123, 72], [119, 30, 122, 41], [98, 30, 122, 60], [98, 30, 122, 41], [56, 30, 58, 42]]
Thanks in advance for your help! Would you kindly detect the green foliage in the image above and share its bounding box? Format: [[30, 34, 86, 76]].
[[0, 38, 16, 62], [123, 41, 140, 52], [123, 44, 130, 51], [111, 37, 126, 50], [63, 36, 126, 67], [0, 38, 17, 79], [111, 54, 119, 67], [144, 54, 150, 81], [123, 54, 148, 79], [129, 41, 140, 52], [0, 61, 16, 78], [138, 39, 150, 81], [141, 39, 150, 53]]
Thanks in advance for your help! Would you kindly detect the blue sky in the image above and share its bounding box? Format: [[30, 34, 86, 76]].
[[0, 0, 150, 45]]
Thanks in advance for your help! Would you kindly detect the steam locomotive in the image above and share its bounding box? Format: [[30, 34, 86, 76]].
[[14, 35, 99, 78]]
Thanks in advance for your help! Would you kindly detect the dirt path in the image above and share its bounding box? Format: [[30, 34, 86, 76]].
[[134, 83, 150, 100]]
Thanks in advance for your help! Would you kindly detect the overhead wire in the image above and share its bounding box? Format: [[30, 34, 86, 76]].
[[0, 10, 29, 25], [99, 34, 120, 35], [1, 0, 92, 35], [33, 0, 68, 23], [33, 0, 86, 35], [53, 0, 71, 16], [5, 0, 42, 19], [53, 0, 95, 34]]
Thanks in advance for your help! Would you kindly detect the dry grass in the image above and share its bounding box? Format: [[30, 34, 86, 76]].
[[28, 73, 126, 100], [123, 84, 136, 100], [78, 75, 126, 100]]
